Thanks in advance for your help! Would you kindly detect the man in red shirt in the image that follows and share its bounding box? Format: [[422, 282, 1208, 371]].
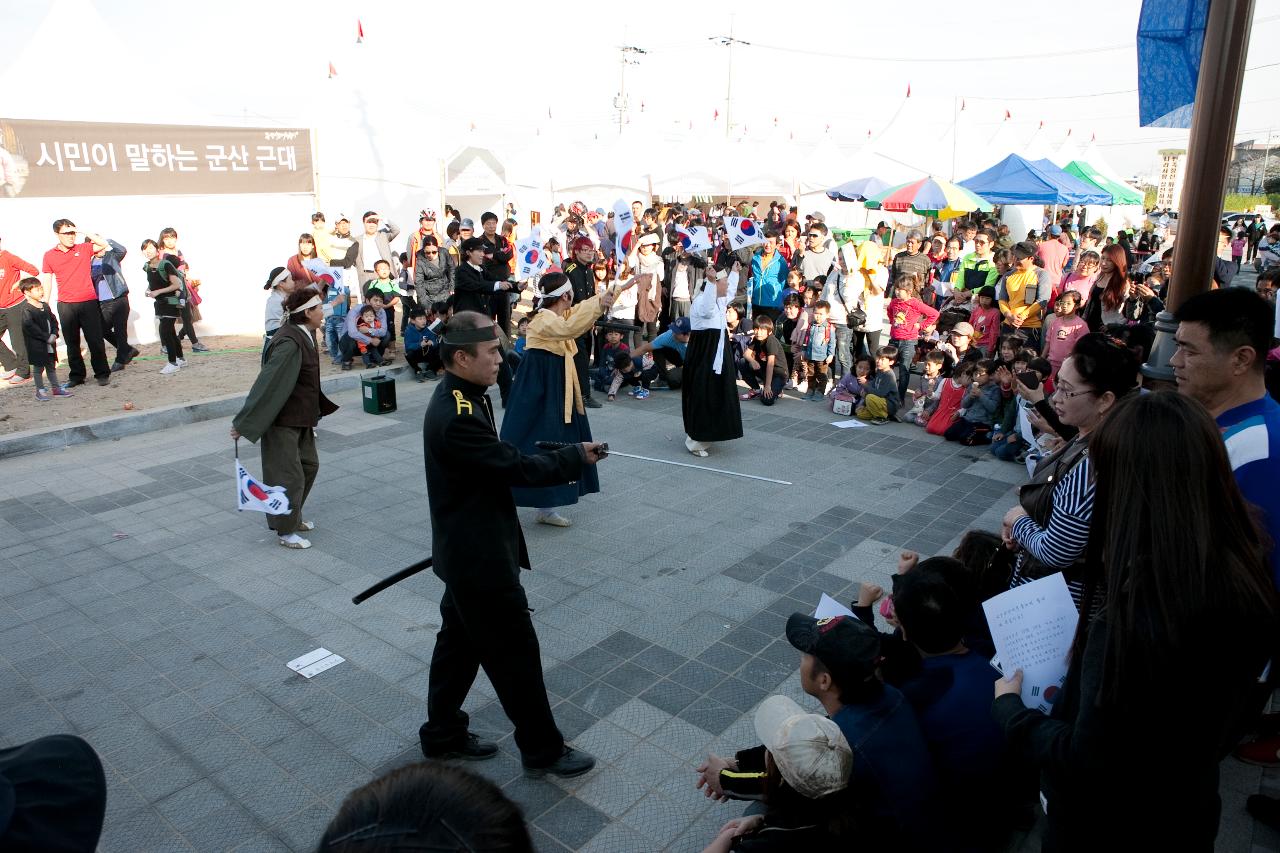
[[0, 236, 40, 384], [1036, 224, 1070, 296], [42, 219, 112, 387]]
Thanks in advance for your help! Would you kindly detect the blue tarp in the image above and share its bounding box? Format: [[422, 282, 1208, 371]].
[[1136, 0, 1207, 128], [959, 154, 1114, 206]]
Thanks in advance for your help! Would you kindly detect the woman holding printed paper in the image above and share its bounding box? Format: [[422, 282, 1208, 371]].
[[682, 258, 744, 458], [499, 271, 632, 527], [992, 391, 1277, 851]]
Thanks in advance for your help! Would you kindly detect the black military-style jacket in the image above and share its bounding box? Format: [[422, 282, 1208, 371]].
[[423, 371, 583, 588]]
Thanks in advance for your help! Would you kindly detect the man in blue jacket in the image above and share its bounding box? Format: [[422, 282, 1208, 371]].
[[91, 238, 139, 372], [748, 231, 789, 325]]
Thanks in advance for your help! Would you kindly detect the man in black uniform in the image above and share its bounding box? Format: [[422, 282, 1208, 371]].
[[563, 236, 601, 408], [479, 212, 515, 336], [420, 310, 607, 777]]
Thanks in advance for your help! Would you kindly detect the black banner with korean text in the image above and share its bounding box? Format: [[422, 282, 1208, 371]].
[[0, 118, 314, 198]]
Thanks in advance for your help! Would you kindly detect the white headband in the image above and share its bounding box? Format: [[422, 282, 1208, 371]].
[[272, 268, 291, 288], [536, 281, 572, 301], [289, 294, 322, 314]]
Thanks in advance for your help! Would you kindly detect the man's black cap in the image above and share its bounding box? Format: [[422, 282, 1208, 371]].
[[786, 613, 880, 687]]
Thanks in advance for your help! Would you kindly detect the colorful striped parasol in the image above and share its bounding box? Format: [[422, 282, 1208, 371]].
[[863, 176, 993, 220]]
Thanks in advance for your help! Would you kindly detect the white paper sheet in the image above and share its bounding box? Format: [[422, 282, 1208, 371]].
[[814, 593, 856, 620], [287, 647, 345, 678], [830, 419, 868, 429], [981, 574, 1079, 713]]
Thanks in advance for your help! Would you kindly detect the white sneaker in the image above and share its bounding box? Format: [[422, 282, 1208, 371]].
[[278, 533, 312, 549], [535, 511, 571, 527], [297, 520, 315, 531], [175, 358, 187, 367], [0, 369, 14, 380], [159, 363, 179, 375]]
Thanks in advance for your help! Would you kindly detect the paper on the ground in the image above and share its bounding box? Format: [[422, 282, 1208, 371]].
[[830, 419, 868, 429], [981, 573, 1078, 714], [814, 593, 856, 620], [287, 647, 345, 678]]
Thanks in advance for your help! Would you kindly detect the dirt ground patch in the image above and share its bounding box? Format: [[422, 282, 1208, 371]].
[[0, 335, 373, 436]]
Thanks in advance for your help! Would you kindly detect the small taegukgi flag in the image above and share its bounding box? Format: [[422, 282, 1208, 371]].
[[725, 216, 766, 249], [357, 19, 364, 43], [516, 236, 550, 280], [674, 225, 711, 253], [235, 458, 291, 515], [328, 62, 337, 79]]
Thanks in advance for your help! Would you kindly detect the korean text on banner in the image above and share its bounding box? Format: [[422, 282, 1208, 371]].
[[0, 118, 314, 198]]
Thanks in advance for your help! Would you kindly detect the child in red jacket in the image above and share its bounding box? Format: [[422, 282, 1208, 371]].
[[887, 274, 939, 401]]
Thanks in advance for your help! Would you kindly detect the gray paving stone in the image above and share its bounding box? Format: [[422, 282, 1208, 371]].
[[534, 796, 611, 850]]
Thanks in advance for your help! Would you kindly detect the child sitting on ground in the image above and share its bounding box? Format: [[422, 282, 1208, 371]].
[[926, 360, 976, 436], [19, 278, 72, 401], [354, 307, 384, 367], [908, 350, 947, 425], [403, 307, 442, 381], [944, 359, 1001, 444], [802, 300, 836, 401], [593, 328, 630, 393], [855, 346, 901, 424], [607, 350, 642, 401], [829, 355, 873, 412]]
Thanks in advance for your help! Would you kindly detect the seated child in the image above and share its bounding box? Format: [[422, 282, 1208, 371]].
[[607, 350, 641, 401], [855, 346, 901, 424], [829, 354, 873, 412], [908, 350, 947, 425], [944, 358, 1001, 444], [403, 307, 442, 381], [593, 328, 630, 392], [926, 360, 976, 436], [354, 306, 384, 367], [739, 315, 789, 406], [628, 352, 657, 399]]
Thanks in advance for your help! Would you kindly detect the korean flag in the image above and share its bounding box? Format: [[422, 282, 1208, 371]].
[[727, 216, 765, 249], [235, 458, 292, 516], [674, 225, 711, 253], [612, 198, 635, 239]]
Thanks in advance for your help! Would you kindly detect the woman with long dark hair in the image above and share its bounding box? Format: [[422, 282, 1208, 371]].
[[1083, 243, 1128, 332], [994, 391, 1277, 851]]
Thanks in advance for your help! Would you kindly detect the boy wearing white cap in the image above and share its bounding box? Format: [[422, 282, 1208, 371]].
[[703, 695, 853, 851]]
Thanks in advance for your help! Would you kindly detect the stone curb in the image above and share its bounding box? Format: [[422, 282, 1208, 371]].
[[0, 365, 411, 460]]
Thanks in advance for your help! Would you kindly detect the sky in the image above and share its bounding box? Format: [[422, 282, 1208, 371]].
[[3, 0, 1279, 185]]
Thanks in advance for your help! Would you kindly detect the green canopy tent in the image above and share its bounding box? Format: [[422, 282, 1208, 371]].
[[1062, 161, 1144, 205]]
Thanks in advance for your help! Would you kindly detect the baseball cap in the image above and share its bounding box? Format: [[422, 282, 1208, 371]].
[[808, 211, 826, 223], [460, 218, 475, 230], [950, 321, 975, 336], [334, 212, 350, 223], [670, 316, 691, 335], [754, 695, 852, 799], [1049, 224, 1062, 236], [786, 613, 880, 688], [638, 233, 660, 247]]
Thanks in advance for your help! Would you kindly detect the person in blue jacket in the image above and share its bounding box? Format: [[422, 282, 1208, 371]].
[[90, 237, 139, 372], [749, 231, 790, 325]]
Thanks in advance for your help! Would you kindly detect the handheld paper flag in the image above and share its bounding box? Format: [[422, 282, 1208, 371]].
[[516, 237, 549, 280], [235, 458, 292, 516], [674, 225, 711, 253], [726, 216, 765, 249], [612, 198, 635, 243]]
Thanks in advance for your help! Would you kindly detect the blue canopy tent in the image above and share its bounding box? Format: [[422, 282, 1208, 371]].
[[959, 154, 1113, 206]]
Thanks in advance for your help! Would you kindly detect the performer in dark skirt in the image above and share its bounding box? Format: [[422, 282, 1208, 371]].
[[500, 270, 631, 526], [682, 260, 744, 457]]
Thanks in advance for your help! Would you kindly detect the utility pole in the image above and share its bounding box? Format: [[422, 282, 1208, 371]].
[[709, 19, 750, 139], [614, 45, 646, 135]]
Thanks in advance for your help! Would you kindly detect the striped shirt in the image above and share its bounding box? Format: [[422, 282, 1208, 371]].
[[1009, 456, 1096, 611]]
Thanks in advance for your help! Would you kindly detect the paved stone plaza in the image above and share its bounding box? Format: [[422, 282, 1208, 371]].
[[1, 376, 1276, 851]]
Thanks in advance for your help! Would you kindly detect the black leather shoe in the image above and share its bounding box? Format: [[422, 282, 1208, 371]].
[[65, 379, 86, 388], [422, 733, 498, 762], [110, 363, 126, 373], [523, 746, 595, 779], [96, 377, 110, 386], [584, 396, 602, 409], [127, 347, 141, 361]]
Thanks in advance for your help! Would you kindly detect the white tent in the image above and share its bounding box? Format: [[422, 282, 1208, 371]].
[[0, 0, 317, 342]]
